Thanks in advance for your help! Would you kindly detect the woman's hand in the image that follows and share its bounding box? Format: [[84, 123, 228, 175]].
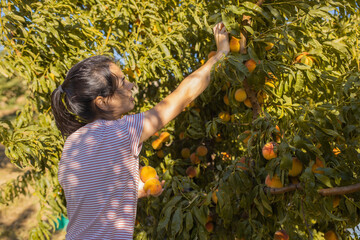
[[213, 22, 230, 55]]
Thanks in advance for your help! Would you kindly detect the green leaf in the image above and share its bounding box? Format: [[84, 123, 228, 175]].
[[171, 207, 183, 237]]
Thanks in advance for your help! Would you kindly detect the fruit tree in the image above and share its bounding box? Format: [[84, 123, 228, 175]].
[[0, 0, 359, 239]]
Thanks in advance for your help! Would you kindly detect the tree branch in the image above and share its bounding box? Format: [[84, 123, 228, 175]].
[[266, 183, 360, 196], [318, 183, 360, 196], [240, 0, 265, 120]]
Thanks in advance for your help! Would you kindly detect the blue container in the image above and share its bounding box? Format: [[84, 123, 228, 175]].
[[55, 214, 69, 231]]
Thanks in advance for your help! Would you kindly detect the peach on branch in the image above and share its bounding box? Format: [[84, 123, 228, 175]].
[[245, 59, 257, 73], [288, 157, 303, 177], [324, 230, 338, 240], [186, 166, 199, 178], [265, 174, 283, 188], [262, 142, 278, 160], [274, 230, 289, 240], [159, 132, 170, 142], [196, 146, 208, 157], [190, 152, 200, 164], [156, 150, 165, 158], [311, 158, 325, 174], [181, 148, 191, 159], [234, 88, 247, 102], [205, 222, 214, 232], [152, 138, 163, 150], [212, 189, 218, 204]]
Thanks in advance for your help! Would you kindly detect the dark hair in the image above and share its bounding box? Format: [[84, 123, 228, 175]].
[[51, 55, 120, 138]]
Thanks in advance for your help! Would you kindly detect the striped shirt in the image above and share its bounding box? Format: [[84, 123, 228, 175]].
[[58, 113, 144, 239]]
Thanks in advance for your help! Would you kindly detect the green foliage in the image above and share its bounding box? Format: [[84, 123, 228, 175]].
[[0, 0, 359, 239]]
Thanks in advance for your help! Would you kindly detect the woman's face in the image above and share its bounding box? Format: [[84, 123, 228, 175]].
[[95, 63, 136, 119]]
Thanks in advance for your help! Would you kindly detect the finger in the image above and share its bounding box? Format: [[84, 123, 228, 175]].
[[147, 189, 151, 196], [161, 180, 165, 187]]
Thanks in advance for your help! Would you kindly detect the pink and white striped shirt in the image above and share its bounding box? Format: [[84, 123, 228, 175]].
[[58, 113, 144, 239]]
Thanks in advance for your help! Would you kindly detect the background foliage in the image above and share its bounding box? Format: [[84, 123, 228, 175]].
[[0, 0, 359, 239]]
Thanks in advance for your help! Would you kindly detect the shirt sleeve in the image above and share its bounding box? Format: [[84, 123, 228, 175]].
[[123, 112, 144, 157]]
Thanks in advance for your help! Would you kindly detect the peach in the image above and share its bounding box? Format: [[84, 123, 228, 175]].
[[181, 148, 191, 159], [152, 138, 163, 150], [324, 230, 338, 240], [333, 196, 341, 208], [212, 189, 218, 204], [196, 146, 208, 157], [288, 157, 303, 177], [179, 132, 185, 140], [262, 142, 278, 160], [190, 153, 200, 164], [140, 166, 157, 183], [144, 178, 162, 196], [243, 130, 251, 145], [245, 59, 257, 73], [265, 174, 283, 188], [205, 222, 214, 232], [223, 95, 230, 105], [244, 98, 252, 108], [159, 132, 170, 142], [234, 88, 247, 102], [265, 42, 274, 51], [274, 230, 289, 240], [156, 150, 165, 158], [186, 166, 199, 178], [311, 158, 325, 174]]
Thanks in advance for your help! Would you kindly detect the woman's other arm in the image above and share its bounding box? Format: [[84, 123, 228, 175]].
[[140, 22, 230, 143]]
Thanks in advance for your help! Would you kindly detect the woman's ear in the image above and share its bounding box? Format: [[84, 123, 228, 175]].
[[94, 96, 108, 111]]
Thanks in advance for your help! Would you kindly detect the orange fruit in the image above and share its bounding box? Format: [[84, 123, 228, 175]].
[[274, 230, 289, 240], [159, 132, 170, 142], [181, 148, 191, 159], [288, 157, 303, 177], [265, 174, 283, 188], [179, 132, 185, 140], [244, 98, 252, 108], [245, 59, 257, 73], [333, 196, 341, 208], [265, 42, 274, 51], [186, 166, 199, 178], [152, 138, 163, 150], [205, 222, 214, 232], [190, 153, 200, 164], [144, 178, 162, 196], [223, 95, 230, 105], [156, 150, 165, 158], [262, 142, 278, 160], [234, 88, 247, 102], [212, 189, 218, 204], [230, 36, 241, 52], [324, 230, 338, 240], [312, 158, 325, 174], [196, 146, 208, 157], [242, 130, 251, 145], [140, 166, 157, 183]]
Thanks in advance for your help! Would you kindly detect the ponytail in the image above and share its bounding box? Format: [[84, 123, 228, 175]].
[[51, 86, 87, 138]]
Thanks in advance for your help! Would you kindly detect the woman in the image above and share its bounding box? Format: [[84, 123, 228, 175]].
[[51, 22, 229, 239]]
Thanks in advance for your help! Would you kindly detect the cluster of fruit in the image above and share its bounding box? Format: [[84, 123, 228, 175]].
[[140, 166, 162, 196], [151, 131, 171, 158]]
